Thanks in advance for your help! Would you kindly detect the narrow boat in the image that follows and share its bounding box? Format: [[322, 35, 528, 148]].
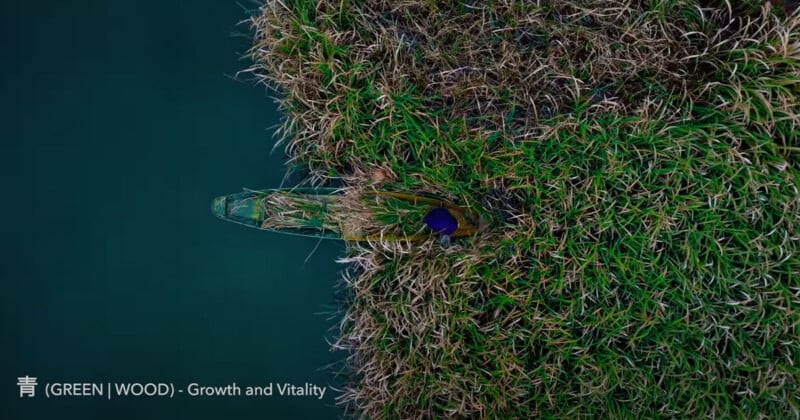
[[211, 188, 478, 241]]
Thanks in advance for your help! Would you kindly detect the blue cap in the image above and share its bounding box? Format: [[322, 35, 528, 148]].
[[424, 207, 458, 235]]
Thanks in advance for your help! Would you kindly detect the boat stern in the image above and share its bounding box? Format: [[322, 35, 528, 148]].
[[211, 196, 227, 219], [211, 192, 266, 228]]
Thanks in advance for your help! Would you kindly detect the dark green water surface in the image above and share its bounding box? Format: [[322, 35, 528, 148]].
[[1, 1, 345, 418]]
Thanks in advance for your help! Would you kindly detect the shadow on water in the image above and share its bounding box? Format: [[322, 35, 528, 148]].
[[0, 1, 346, 418]]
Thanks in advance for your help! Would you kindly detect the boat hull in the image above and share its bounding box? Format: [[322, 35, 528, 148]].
[[212, 188, 478, 241]]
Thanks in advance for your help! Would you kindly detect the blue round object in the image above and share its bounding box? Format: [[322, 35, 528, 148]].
[[424, 207, 458, 235]]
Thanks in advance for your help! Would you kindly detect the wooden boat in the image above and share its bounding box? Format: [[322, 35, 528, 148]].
[[211, 188, 478, 241]]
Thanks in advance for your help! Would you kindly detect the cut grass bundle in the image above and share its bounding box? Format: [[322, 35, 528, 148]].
[[247, 1, 800, 418], [261, 189, 431, 239]]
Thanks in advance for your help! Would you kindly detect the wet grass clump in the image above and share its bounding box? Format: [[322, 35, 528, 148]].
[[248, 1, 800, 418]]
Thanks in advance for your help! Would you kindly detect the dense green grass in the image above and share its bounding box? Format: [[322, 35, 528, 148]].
[[248, 1, 800, 417]]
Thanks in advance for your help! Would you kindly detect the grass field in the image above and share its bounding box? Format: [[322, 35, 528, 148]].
[[247, 1, 800, 417]]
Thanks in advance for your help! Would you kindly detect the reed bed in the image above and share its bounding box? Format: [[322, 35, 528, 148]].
[[247, 1, 800, 417]]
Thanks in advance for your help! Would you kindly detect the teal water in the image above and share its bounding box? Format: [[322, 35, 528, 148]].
[[1, 1, 345, 418]]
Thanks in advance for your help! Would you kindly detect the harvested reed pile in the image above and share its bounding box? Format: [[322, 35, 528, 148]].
[[261, 189, 430, 239], [248, 1, 800, 417]]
